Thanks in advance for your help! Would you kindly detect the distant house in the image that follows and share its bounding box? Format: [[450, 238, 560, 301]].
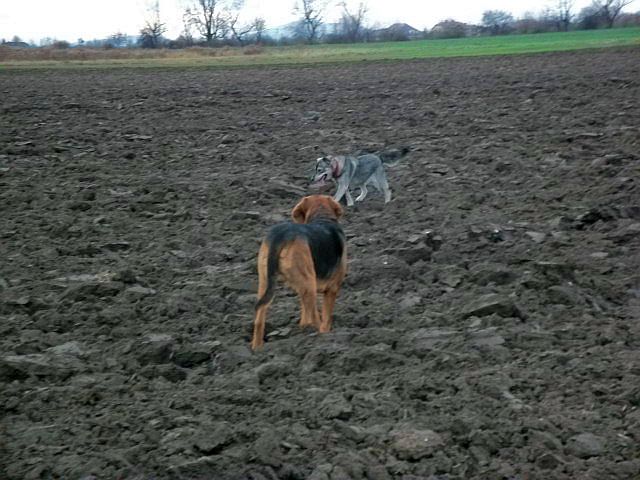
[[2, 41, 31, 48], [372, 23, 422, 41], [430, 20, 479, 39]]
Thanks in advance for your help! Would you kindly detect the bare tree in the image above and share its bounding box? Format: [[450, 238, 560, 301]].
[[228, 13, 259, 45], [294, 0, 327, 44], [481, 10, 515, 35], [180, 10, 195, 46], [109, 32, 129, 48], [556, 0, 574, 31], [339, 1, 368, 42], [185, 0, 255, 44], [185, 0, 228, 44], [514, 9, 558, 33], [254, 17, 266, 43], [577, 3, 604, 28], [594, 0, 635, 27], [615, 10, 640, 26], [139, 1, 166, 48]]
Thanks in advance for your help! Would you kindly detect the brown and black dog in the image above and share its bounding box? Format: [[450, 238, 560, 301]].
[[251, 195, 347, 351]]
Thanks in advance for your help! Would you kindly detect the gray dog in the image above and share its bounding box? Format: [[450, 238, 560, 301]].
[[310, 147, 409, 206]]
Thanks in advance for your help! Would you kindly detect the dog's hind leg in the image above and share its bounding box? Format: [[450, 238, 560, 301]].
[[355, 184, 368, 202], [296, 279, 320, 329], [344, 189, 355, 207], [320, 261, 346, 333], [280, 240, 321, 329], [251, 243, 272, 350], [377, 173, 392, 203], [320, 286, 338, 333], [252, 302, 271, 350]]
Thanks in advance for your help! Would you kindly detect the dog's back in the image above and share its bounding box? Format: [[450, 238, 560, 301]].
[[266, 221, 345, 280], [347, 154, 383, 185]]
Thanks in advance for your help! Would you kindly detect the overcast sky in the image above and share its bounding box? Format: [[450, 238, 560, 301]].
[[1, 0, 633, 43]]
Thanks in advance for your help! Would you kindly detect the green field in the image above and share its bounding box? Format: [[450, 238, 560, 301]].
[[2, 27, 639, 69]]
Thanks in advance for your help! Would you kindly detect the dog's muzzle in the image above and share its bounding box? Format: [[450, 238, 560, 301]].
[[310, 172, 331, 191], [310, 172, 328, 185]]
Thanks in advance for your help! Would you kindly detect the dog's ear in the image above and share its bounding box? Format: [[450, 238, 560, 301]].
[[329, 197, 343, 219], [291, 196, 309, 223]]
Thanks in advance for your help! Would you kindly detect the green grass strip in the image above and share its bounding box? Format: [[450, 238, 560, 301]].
[[1, 27, 639, 70]]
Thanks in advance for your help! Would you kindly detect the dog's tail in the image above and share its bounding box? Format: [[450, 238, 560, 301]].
[[255, 241, 282, 309], [380, 146, 411, 167]]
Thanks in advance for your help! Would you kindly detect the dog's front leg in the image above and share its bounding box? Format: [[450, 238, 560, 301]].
[[334, 184, 354, 207], [333, 184, 347, 203]]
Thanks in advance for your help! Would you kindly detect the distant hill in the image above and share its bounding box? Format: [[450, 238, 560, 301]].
[[2, 41, 31, 48], [263, 21, 298, 40], [263, 21, 340, 41]]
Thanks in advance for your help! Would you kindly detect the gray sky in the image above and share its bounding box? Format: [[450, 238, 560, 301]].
[[0, 0, 631, 43]]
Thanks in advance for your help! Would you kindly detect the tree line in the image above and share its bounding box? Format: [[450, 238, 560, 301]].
[[2, 0, 638, 49], [476, 0, 637, 36], [136, 0, 372, 48]]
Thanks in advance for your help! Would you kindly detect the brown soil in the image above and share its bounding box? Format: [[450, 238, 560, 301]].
[[1, 49, 639, 480]]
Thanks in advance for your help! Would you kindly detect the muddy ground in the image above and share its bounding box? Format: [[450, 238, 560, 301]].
[[1, 48, 639, 480]]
